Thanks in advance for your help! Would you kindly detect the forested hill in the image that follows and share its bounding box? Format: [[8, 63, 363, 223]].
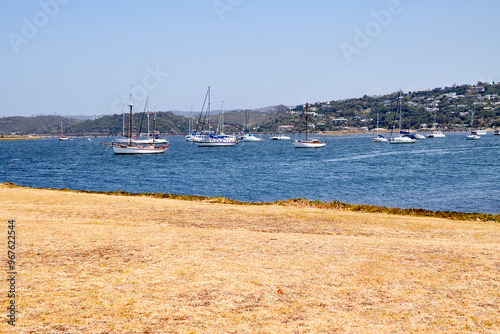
[[255, 82, 500, 132], [0, 111, 187, 136], [2, 82, 500, 136]]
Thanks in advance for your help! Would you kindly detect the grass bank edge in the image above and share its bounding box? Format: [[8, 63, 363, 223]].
[[2, 182, 498, 223]]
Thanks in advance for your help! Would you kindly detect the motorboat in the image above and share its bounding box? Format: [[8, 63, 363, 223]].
[[197, 134, 238, 147], [241, 133, 263, 142], [389, 132, 416, 144], [427, 131, 446, 138], [414, 133, 426, 139], [372, 134, 387, 142], [270, 133, 291, 140]]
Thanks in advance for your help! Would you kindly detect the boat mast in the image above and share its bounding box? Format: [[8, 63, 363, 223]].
[[122, 104, 125, 138], [188, 107, 193, 134], [470, 108, 474, 130], [153, 106, 157, 145], [208, 86, 211, 134], [146, 97, 150, 139], [305, 103, 309, 141], [398, 91, 402, 132], [129, 86, 133, 145], [220, 101, 225, 135]]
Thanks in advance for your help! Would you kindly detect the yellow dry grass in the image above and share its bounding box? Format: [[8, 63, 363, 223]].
[[1, 183, 499, 333]]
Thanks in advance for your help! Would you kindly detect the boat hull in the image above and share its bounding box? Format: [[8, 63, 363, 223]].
[[372, 137, 387, 142], [240, 133, 263, 141], [465, 135, 481, 140], [185, 134, 206, 142], [427, 132, 446, 138], [292, 140, 326, 148], [389, 136, 416, 144], [242, 136, 263, 142], [270, 135, 291, 140], [473, 130, 487, 135], [197, 141, 237, 147], [112, 144, 168, 154]]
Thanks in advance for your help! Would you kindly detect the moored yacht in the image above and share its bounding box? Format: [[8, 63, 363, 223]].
[[241, 133, 263, 142], [270, 133, 291, 140], [388, 92, 416, 144], [292, 103, 326, 148]]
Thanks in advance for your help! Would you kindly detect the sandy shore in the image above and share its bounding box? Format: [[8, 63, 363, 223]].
[[1, 184, 499, 333]]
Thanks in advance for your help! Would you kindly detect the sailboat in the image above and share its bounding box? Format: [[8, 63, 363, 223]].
[[185, 108, 205, 142], [388, 92, 416, 144], [184, 108, 199, 141], [465, 110, 480, 140], [427, 110, 445, 138], [372, 113, 387, 142], [58, 122, 68, 140], [186, 91, 209, 142], [292, 103, 326, 148], [115, 98, 168, 144], [102, 88, 170, 154], [197, 87, 238, 147], [240, 110, 264, 141]]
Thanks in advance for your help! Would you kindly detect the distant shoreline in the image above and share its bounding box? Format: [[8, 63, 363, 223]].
[[1, 128, 491, 140], [0, 135, 42, 141]]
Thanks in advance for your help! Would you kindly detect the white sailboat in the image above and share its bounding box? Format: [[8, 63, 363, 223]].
[[465, 110, 480, 140], [115, 98, 168, 144], [102, 88, 170, 154], [197, 88, 238, 147], [372, 113, 387, 142], [388, 92, 416, 144], [187, 92, 209, 142], [58, 122, 68, 140], [240, 111, 263, 141], [292, 103, 326, 148], [427, 110, 445, 138]]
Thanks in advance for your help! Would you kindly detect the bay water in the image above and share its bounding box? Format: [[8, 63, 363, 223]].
[[1, 133, 499, 214]]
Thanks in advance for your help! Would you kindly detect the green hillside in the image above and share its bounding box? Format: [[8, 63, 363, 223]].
[[2, 82, 499, 136]]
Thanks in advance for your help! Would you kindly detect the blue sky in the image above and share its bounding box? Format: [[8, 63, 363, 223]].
[[1, 0, 499, 117]]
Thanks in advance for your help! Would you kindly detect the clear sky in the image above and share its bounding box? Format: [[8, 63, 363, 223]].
[[1, 0, 499, 117]]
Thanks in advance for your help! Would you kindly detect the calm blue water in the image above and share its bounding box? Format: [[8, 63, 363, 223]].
[[1, 133, 499, 214]]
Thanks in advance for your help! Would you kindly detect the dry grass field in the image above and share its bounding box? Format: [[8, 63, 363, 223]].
[[1, 183, 499, 333]]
